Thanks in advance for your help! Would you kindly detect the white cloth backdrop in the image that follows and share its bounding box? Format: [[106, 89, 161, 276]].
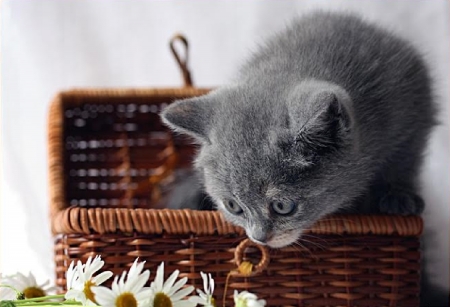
[[2, 0, 449, 292]]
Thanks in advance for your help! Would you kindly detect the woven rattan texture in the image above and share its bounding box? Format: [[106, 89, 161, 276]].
[[48, 89, 423, 307], [55, 233, 420, 307]]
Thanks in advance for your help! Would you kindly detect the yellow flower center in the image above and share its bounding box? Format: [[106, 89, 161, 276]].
[[23, 287, 46, 299], [153, 292, 172, 307], [115, 292, 138, 307], [83, 280, 97, 303], [211, 297, 216, 307]]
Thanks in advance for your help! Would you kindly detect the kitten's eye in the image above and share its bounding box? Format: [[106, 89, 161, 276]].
[[224, 200, 243, 215], [270, 201, 296, 215]]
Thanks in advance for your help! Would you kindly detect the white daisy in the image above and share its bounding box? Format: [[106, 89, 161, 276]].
[[65, 255, 113, 305], [2, 272, 56, 299], [91, 259, 152, 307], [188, 272, 215, 307], [149, 262, 195, 307], [233, 290, 266, 307]]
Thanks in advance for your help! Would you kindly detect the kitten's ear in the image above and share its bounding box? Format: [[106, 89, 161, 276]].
[[160, 96, 213, 142], [300, 90, 353, 134], [286, 84, 357, 161]]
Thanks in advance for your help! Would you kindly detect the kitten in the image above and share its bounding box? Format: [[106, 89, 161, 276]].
[[162, 11, 436, 247], [162, 11, 447, 306]]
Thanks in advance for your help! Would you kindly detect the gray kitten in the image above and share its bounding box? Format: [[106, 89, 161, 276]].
[[161, 11, 436, 248]]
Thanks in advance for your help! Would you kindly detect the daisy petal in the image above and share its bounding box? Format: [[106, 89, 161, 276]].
[[128, 259, 144, 280], [170, 285, 194, 301], [91, 286, 115, 305], [111, 275, 120, 294], [154, 262, 164, 290], [200, 272, 207, 294], [66, 262, 77, 289], [45, 286, 58, 294], [86, 256, 93, 268], [209, 274, 214, 294], [15, 272, 28, 289], [38, 280, 50, 289], [167, 277, 188, 297], [92, 271, 113, 285], [28, 272, 37, 286], [188, 296, 207, 305], [173, 300, 196, 307], [0, 288, 16, 300], [76, 261, 85, 282], [134, 288, 154, 301], [129, 270, 150, 293], [64, 289, 77, 300], [162, 270, 180, 293], [195, 288, 206, 296], [89, 260, 103, 276]]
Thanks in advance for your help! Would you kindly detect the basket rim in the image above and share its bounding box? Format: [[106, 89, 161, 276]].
[[51, 208, 423, 237], [47, 88, 423, 237], [55, 87, 211, 98]]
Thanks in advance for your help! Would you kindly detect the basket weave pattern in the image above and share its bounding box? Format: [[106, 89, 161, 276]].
[[48, 89, 422, 307]]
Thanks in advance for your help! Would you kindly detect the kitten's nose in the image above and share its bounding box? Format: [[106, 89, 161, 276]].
[[250, 235, 267, 245], [249, 231, 272, 245]]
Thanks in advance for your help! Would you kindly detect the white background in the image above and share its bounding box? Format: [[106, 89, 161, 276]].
[[1, 0, 449, 292]]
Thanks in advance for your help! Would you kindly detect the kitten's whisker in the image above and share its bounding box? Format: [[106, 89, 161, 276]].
[[299, 237, 327, 250], [292, 241, 318, 259], [301, 233, 329, 245], [302, 229, 345, 238], [288, 244, 303, 255]]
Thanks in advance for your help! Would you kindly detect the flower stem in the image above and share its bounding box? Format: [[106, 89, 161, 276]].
[[13, 295, 65, 303], [14, 302, 82, 306], [223, 272, 232, 307]]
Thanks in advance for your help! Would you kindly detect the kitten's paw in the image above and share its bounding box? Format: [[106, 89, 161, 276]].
[[379, 190, 425, 215]]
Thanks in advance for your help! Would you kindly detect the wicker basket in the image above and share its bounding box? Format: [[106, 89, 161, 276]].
[[48, 35, 423, 307]]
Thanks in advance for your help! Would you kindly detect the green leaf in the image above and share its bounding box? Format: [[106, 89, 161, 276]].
[[0, 301, 17, 307]]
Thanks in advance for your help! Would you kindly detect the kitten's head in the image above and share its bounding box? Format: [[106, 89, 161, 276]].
[[161, 80, 358, 248]]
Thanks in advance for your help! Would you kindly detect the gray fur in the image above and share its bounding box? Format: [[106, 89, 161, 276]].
[[161, 11, 436, 247]]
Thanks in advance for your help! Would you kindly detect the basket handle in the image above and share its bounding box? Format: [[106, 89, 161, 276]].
[[170, 34, 193, 87], [234, 238, 270, 275]]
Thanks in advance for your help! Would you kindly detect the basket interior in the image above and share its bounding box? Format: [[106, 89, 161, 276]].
[[55, 90, 207, 210]]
